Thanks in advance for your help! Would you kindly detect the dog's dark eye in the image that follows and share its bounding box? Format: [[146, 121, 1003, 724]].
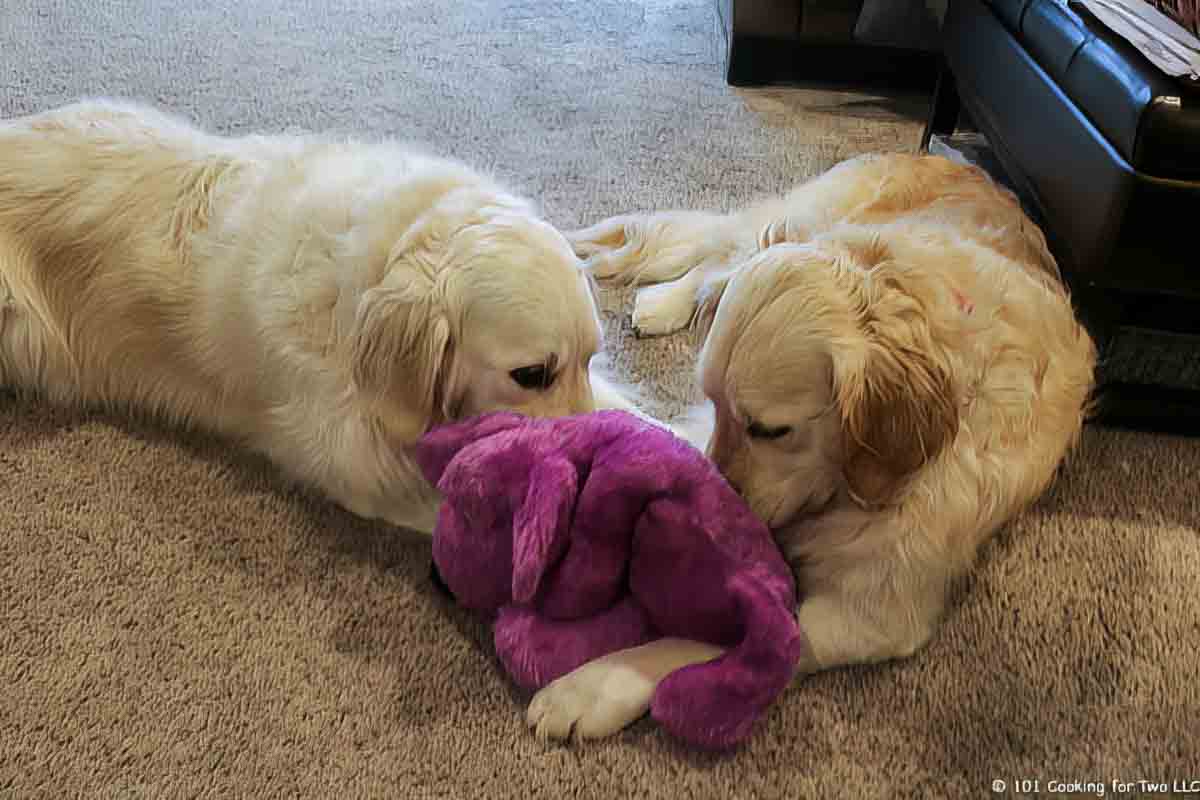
[[747, 420, 792, 440], [510, 364, 555, 391]]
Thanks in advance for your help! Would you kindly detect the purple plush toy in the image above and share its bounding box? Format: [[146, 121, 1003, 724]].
[[412, 410, 805, 750]]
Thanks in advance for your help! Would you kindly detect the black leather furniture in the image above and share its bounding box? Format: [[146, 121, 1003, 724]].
[[717, 0, 941, 89], [923, 0, 1200, 433]]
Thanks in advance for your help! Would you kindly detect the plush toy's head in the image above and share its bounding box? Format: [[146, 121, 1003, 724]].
[[413, 411, 586, 612], [412, 410, 806, 750]]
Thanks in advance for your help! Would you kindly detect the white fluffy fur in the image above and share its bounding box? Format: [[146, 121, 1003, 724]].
[[527, 153, 1097, 742], [0, 100, 637, 534]]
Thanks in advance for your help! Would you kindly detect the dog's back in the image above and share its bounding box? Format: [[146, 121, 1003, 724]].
[[0, 101, 258, 424], [755, 153, 1059, 282]]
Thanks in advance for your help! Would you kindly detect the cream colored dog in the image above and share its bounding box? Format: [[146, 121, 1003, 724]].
[[0, 100, 632, 534], [526, 153, 1097, 741]]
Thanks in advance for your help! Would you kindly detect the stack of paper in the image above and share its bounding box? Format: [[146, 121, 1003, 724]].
[[1072, 0, 1200, 80]]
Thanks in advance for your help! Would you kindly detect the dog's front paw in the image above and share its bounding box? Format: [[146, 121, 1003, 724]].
[[632, 281, 695, 337], [568, 215, 629, 249], [568, 220, 636, 280], [581, 245, 644, 282], [525, 657, 655, 742]]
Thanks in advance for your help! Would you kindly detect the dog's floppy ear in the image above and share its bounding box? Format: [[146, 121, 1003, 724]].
[[834, 340, 958, 507], [349, 264, 451, 437], [833, 265, 959, 508]]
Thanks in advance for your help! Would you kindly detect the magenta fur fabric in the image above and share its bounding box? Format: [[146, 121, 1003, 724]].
[[412, 410, 806, 750]]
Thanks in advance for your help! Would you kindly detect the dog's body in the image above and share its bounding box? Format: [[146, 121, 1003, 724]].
[[0, 100, 630, 533], [525, 153, 1097, 741]]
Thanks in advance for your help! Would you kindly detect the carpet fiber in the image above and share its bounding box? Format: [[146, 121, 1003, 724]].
[[2, 1, 1197, 797]]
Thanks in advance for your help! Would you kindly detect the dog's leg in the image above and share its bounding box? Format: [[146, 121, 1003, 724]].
[[0, 241, 76, 403], [792, 594, 935, 674], [629, 248, 743, 338], [524, 570, 943, 743], [349, 487, 441, 536], [568, 215, 633, 260], [0, 299, 30, 392], [322, 449, 441, 537], [256, 401, 441, 536], [630, 269, 704, 337], [568, 211, 728, 284], [792, 563, 943, 674], [324, 468, 441, 536], [526, 638, 723, 742]]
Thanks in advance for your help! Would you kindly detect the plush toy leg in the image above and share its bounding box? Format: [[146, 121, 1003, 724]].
[[649, 572, 807, 750], [492, 599, 653, 690]]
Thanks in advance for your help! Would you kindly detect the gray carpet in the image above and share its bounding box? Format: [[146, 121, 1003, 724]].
[[2, 1, 1198, 797]]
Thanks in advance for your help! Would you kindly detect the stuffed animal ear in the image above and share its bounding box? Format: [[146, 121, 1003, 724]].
[[410, 412, 530, 487], [511, 457, 580, 604]]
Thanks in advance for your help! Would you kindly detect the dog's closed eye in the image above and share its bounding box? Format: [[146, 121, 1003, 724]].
[[510, 364, 556, 391], [747, 420, 792, 440]]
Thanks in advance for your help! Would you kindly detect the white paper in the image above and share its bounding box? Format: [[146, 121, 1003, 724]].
[[1072, 0, 1200, 80]]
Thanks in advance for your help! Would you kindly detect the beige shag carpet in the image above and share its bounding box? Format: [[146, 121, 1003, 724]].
[[1, 0, 1197, 797]]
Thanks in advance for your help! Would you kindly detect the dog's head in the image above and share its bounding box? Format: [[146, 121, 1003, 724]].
[[347, 186, 603, 440], [696, 234, 959, 528]]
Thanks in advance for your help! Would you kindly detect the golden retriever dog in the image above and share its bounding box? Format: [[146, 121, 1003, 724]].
[[524, 153, 1097, 741], [0, 99, 633, 534]]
